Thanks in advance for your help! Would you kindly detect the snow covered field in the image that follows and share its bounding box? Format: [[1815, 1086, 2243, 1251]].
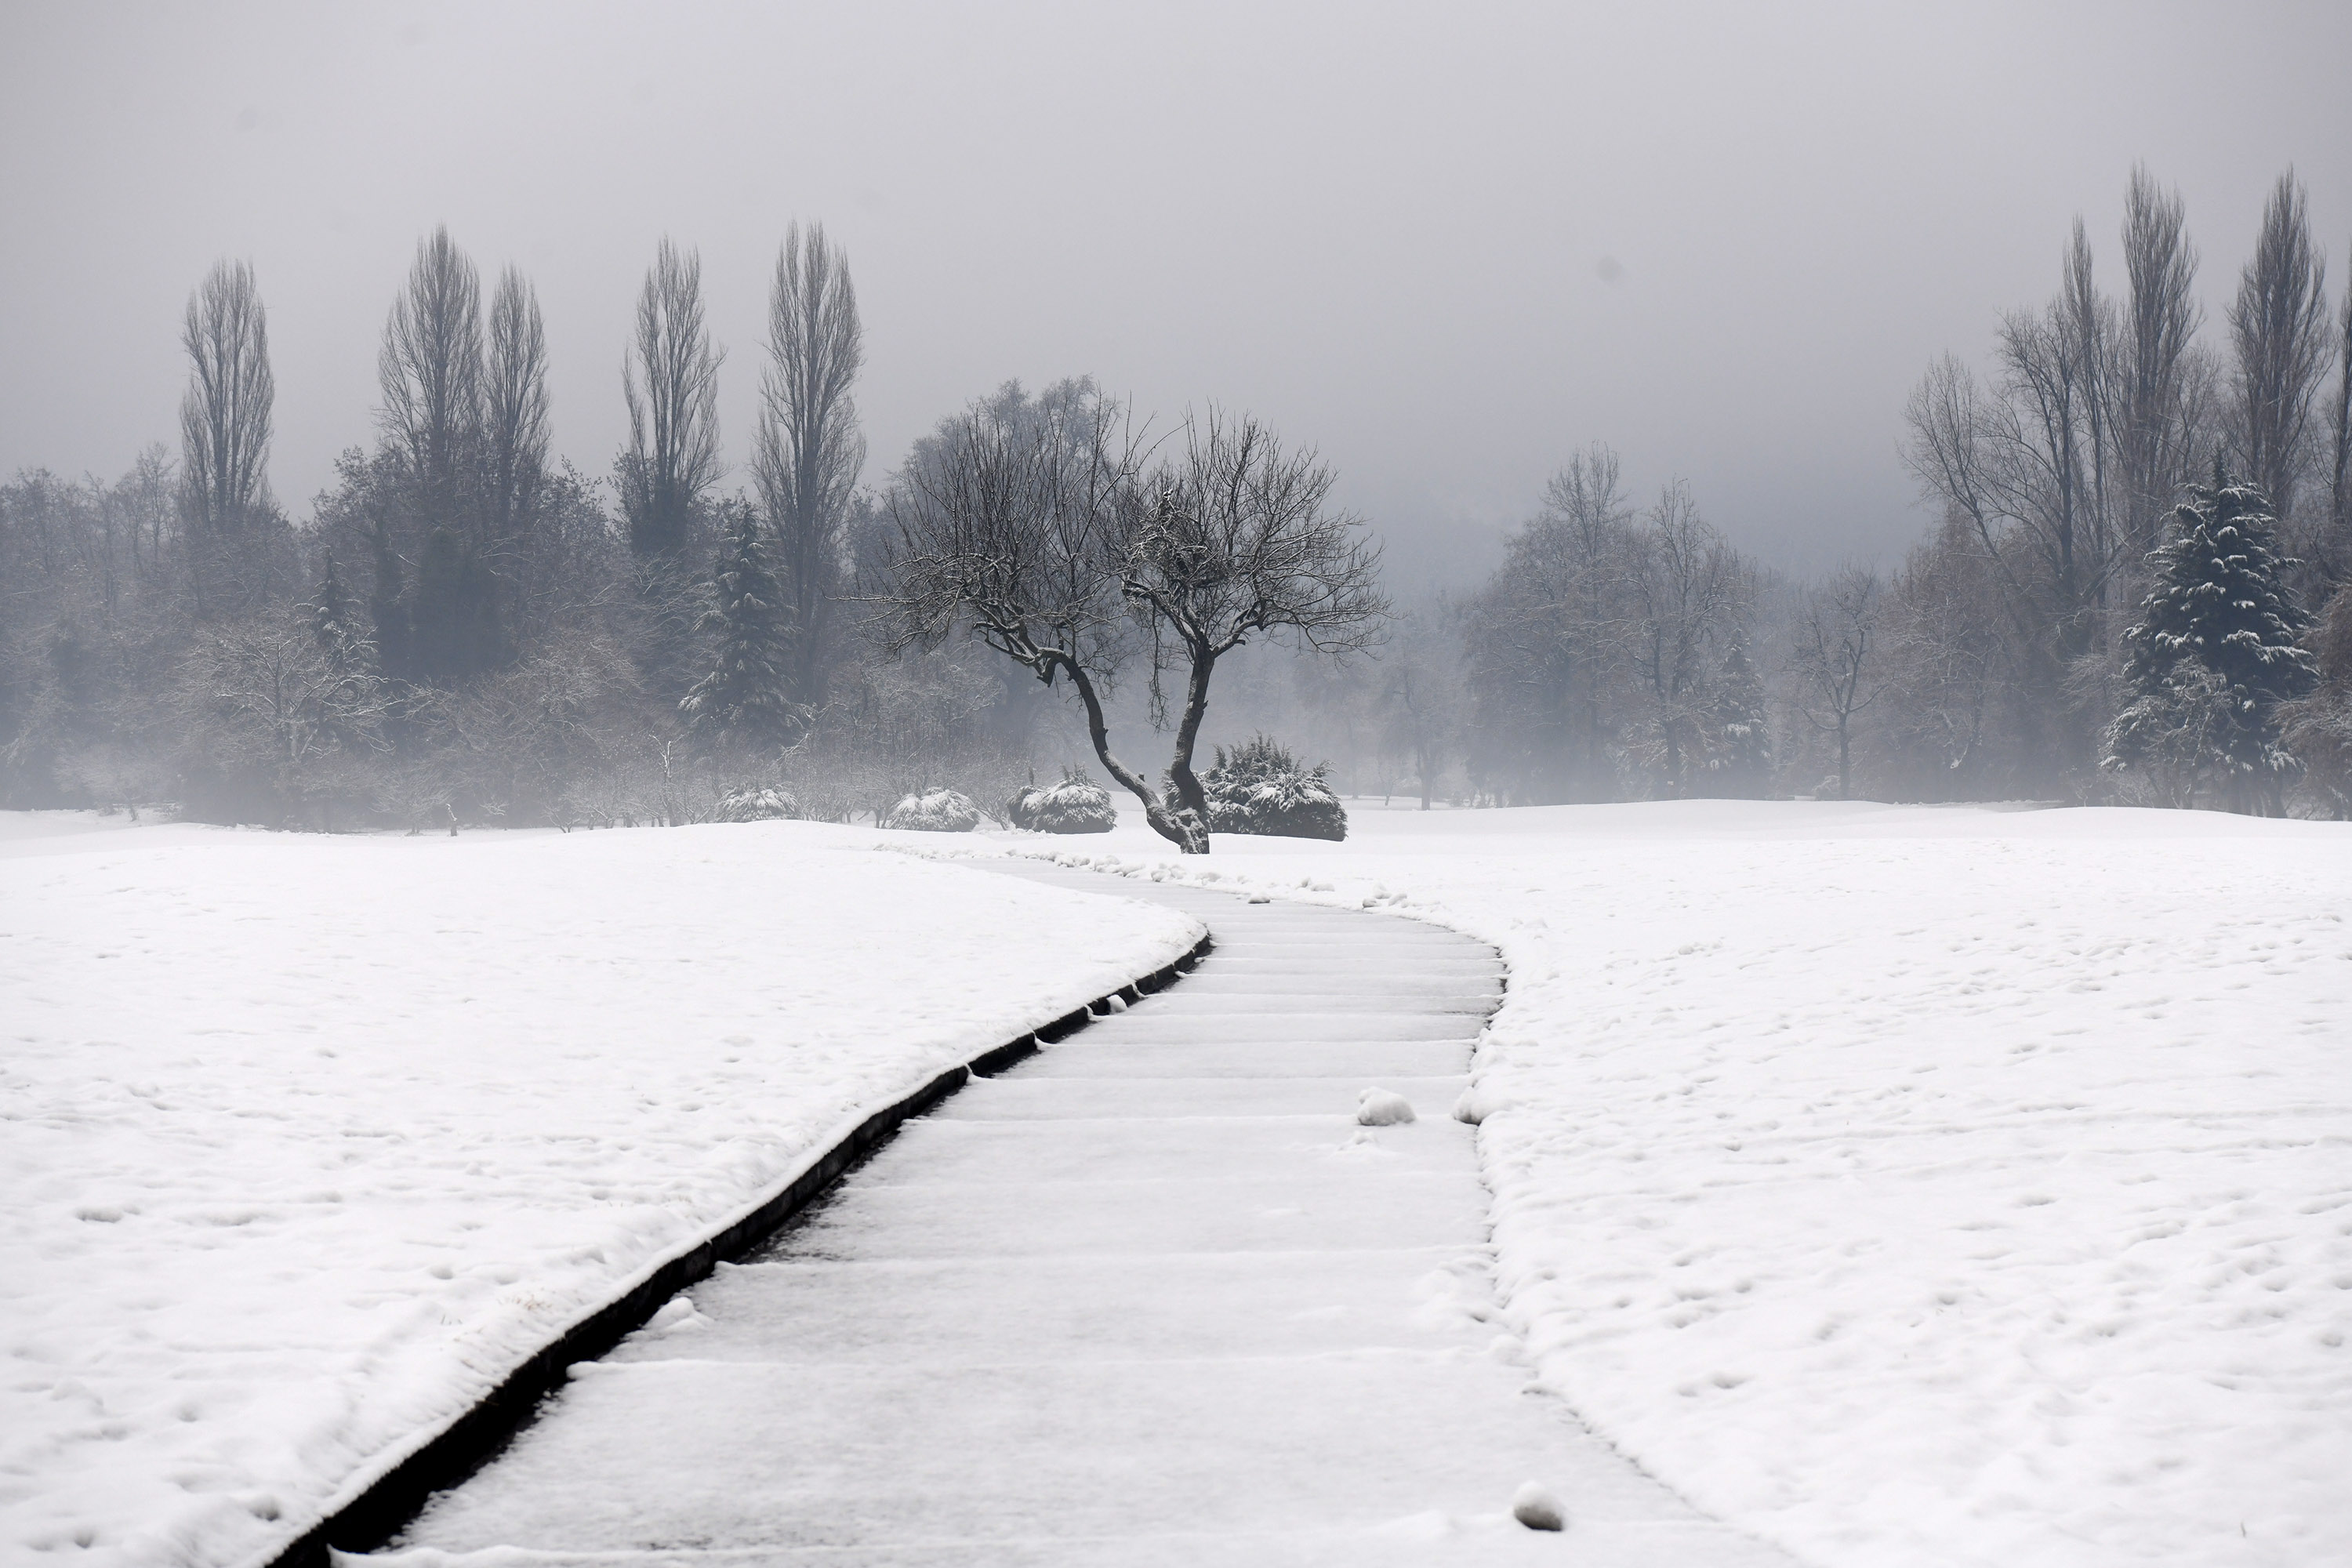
[[9, 801, 2347, 1568], [964, 800, 2352, 1568], [0, 816, 1201, 1568]]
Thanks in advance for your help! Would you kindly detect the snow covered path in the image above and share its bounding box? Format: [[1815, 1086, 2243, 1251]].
[[975, 804, 2352, 1566], [1, 819, 1202, 1568], [380, 863, 1792, 1565]]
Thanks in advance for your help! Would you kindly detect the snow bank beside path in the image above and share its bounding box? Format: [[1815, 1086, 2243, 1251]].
[[2, 818, 1199, 1568], [975, 801, 2352, 1568]]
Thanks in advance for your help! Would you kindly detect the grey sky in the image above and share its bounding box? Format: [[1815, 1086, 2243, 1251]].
[[4, 0, 2347, 589]]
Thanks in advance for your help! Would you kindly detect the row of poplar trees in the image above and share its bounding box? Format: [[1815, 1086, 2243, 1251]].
[[0, 220, 869, 824]]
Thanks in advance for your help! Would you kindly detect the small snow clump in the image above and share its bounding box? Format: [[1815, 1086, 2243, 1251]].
[[1510, 1481, 1567, 1531], [1454, 1085, 1508, 1125], [1357, 1087, 1417, 1126]]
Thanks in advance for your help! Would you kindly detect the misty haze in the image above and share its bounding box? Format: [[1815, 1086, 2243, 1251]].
[[5, 4, 2350, 1566]]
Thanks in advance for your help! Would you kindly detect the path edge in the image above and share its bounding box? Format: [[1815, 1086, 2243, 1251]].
[[263, 930, 1211, 1568]]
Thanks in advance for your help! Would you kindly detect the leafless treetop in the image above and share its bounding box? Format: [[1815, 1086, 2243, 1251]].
[[180, 259, 274, 537]]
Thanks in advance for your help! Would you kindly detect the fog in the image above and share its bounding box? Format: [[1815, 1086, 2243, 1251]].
[[6, 0, 2345, 587]]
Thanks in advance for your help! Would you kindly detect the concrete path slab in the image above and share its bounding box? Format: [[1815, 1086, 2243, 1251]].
[[935, 1074, 1472, 1122], [604, 1248, 1487, 1363], [1010, 1038, 1477, 1078], [379, 858, 1795, 1567], [852, 1112, 1472, 1181]]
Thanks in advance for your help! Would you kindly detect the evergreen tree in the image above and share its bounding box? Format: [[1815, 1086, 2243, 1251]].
[[2103, 462, 2317, 812], [299, 551, 390, 793], [310, 552, 368, 666], [1704, 628, 1773, 797], [681, 502, 798, 750]]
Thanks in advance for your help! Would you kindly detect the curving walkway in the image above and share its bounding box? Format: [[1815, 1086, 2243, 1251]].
[[380, 861, 1793, 1566]]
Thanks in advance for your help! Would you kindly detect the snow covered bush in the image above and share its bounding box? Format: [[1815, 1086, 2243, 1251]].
[[716, 784, 800, 822], [882, 787, 982, 832], [1195, 734, 1348, 840], [1006, 772, 1118, 833]]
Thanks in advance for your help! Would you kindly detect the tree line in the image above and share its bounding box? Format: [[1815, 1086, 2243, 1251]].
[[0, 224, 1386, 845], [5, 165, 2349, 833], [1451, 165, 2352, 816]]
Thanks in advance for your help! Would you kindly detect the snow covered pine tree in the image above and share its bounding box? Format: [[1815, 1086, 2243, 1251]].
[[2103, 463, 2316, 813], [681, 501, 800, 750]]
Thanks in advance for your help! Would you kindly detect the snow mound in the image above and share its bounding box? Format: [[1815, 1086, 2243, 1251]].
[[1511, 1481, 1567, 1531], [1197, 735, 1348, 840], [1356, 1087, 1417, 1126], [1451, 1084, 1505, 1125], [1007, 773, 1118, 834], [883, 788, 982, 833], [716, 785, 799, 822]]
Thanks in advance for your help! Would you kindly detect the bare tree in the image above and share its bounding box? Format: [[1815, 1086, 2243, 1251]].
[[1461, 445, 1642, 803], [483, 265, 550, 553], [1537, 445, 1640, 787], [1904, 247, 2129, 787], [1997, 286, 2119, 652], [108, 444, 179, 588], [180, 260, 274, 541], [1871, 517, 2005, 797], [1795, 565, 1881, 800], [876, 381, 1202, 848], [1124, 411, 1388, 842], [1377, 605, 1461, 808], [2114, 165, 2203, 554], [619, 238, 724, 559], [2060, 218, 2118, 559], [753, 222, 865, 706], [2325, 250, 2352, 576], [177, 604, 394, 827], [379, 227, 483, 531], [1628, 480, 1745, 793], [2228, 172, 2332, 539]]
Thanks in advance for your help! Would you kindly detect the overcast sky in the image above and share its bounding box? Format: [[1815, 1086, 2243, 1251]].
[[3, 0, 2347, 588]]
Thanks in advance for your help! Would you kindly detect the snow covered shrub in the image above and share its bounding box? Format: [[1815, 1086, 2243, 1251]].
[[1196, 734, 1348, 840], [883, 787, 982, 833], [1006, 772, 1118, 833], [717, 784, 800, 822]]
